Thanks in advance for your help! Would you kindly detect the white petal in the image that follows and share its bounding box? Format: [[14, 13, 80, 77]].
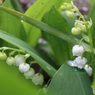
[[74, 56, 87, 69], [84, 64, 92, 76], [67, 60, 77, 67]]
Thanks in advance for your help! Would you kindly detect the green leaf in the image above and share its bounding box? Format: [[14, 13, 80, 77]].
[[0, 30, 56, 77], [46, 63, 93, 95], [23, 0, 72, 46], [0, 60, 39, 95], [42, 6, 73, 65], [87, 3, 95, 47], [0, 6, 92, 53], [0, 0, 26, 41], [10, 0, 23, 12]]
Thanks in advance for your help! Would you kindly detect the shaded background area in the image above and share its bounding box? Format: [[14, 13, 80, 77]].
[[19, 0, 91, 17]]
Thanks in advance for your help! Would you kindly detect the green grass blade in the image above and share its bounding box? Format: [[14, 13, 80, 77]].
[[0, 1, 26, 41], [23, 0, 72, 46], [0, 6, 93, 53]]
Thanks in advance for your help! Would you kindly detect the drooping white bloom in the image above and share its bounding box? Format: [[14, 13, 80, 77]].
[[14, 55, 24, 66], [19, 63, 30, 73], [32, 73, 44, 85], [6, 57, 15, 66], [74, 56, 87, 69], [24, 68, 35, 79], [72, 45, 85, 56], [84, 64, 92, 76]]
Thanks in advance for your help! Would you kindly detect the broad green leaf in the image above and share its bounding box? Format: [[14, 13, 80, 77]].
[[0, 0, 26, 41], [87, 3, 95, 47], [0, 6, 92, 54], [42, 6, 73, 65], [46, 63, 93, 95], [0, 60, 39, 95], [23, 0, 72, 46], [0, 30, 56, 77]]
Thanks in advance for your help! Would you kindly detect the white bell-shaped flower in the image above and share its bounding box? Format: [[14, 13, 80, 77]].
[[72, 45, 84, 56], [32, 73, 44, 85], [84, 64, 92, 76], [24, 68, 35, 79], [19, 63, 30, 73], [14, 55, 24, 66], [74, 56, 87, 69], [6, 57, 15, 66]]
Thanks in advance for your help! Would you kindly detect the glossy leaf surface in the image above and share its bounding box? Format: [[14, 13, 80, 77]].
[[46, 63, 93, 95]]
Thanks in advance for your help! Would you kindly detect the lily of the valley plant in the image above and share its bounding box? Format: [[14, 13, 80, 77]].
[[0, 0, 95, 95]]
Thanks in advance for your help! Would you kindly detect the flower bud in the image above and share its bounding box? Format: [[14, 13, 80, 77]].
[[79, 24, 86, 32], [66, 11, 74, 18], [71, 27, 81, 35], [6, 57, 15, 66], [32, 73, 44, 85], [60, 5, 66, 11], [0, 52, 7, 60], [19, 63, 30, 73], [74, 56, 87, 69], [24, 68, 35, 79], [72, 45, 85, 56]]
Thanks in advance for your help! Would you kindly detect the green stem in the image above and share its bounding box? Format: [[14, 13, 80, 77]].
[[0, 7, 95, 55]]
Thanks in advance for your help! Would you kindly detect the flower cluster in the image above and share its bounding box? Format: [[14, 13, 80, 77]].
[[71, 19, 92, 35], [0, 47, 44, 85], [61, 2, 75, 18], [68, 45, 92, 76], [61, 2, 92, 35]]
